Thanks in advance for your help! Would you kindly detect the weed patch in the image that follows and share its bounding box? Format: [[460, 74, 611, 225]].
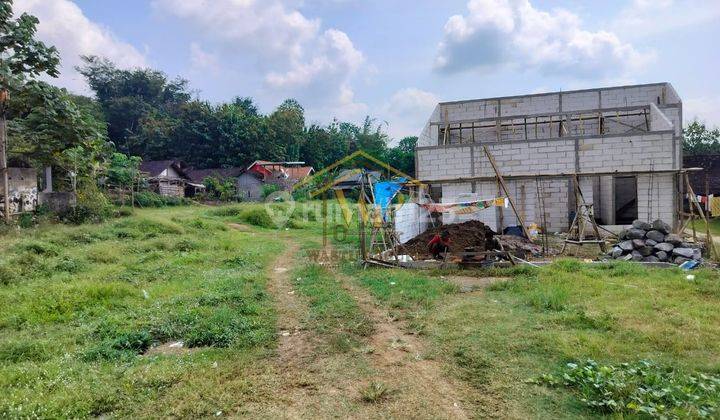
[[536, 359, 720, 418], [360, 382, 392, 403], [294, 264, 373, 350], [239, 207, 275, 228]]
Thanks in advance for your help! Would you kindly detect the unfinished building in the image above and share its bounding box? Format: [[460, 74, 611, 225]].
[[414, 82, 683, 233]]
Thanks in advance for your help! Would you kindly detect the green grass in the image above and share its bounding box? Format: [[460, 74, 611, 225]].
[[341, 259, 720, 418], [0, 207, 282, 418], [428, 260, 720, 418], [293, 263, 373, 352]]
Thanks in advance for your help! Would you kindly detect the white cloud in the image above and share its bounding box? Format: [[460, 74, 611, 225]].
[[684, 96, 720, 129], [14, 0, 147, 94], [381, 88, 439, 140], [152, 0, 319, 64], [153, 0, 367, 119], [189, 42, 221, 75], [435, 0, 653, 78]]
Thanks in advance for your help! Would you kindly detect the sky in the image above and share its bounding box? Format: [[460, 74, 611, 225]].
[[13, 0, 720, 142]]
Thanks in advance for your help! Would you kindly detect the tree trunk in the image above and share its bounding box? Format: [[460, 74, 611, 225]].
[[0, 104, 9, 222]]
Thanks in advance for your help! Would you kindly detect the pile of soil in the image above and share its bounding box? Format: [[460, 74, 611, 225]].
[[403, 220, 496, 258]]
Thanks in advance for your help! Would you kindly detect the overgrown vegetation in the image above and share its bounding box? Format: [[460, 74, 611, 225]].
[[536, 359, 720, 418], [0, 207, 281, 417]]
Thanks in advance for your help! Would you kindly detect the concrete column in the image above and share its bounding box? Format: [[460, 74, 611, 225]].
[[44, 166, 52, 192]]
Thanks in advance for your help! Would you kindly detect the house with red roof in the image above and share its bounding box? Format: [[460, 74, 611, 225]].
[[184, 161, 314, 201]]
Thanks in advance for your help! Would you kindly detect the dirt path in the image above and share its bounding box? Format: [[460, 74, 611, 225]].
[[330, 267, 473, 419], [237, 233, 475, 418]]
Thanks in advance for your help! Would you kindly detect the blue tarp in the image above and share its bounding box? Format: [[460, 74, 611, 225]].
[[374, 178, 406, 221]]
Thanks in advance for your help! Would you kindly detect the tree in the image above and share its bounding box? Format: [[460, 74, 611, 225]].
[[1, 0, 60, 220], [683, 120, 720, 155], [77, 55, 190, 155], [106, 152, 141, 191], [385, 136, 417, 176], [7, 82, 107, 170], [268, 99, 305, 161]]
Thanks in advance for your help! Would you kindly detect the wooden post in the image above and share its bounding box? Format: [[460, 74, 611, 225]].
[[705, 175, 712, 258], [359, 176, 367, 261], [322, 191, 328, 249], [0, 90, 9, 222], [483, 145, 532, 240]]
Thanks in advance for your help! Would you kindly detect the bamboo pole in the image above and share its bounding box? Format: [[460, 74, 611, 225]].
[[482, 145, 532, 240]]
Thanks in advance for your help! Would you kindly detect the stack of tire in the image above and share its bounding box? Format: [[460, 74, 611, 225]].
[[607, 219, 702, 264]]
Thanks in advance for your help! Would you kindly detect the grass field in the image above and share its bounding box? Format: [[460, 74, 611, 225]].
[[1, 203, 719, 418]]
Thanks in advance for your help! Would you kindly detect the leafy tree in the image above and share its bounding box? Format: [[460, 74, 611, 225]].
[[385, 136, 417, 176], [1, 0, 60, 219], [683, 121, 720, 155], [268, 99, 305, 161], [77, 55, 190, 155], [106, 152, 141, 190], [7, 82, 107, 169], [301, 123, 348, 169], [203, 176, 237, 202]]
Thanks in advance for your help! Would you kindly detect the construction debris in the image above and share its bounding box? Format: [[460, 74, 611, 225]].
[[606, 219, 703, 265]]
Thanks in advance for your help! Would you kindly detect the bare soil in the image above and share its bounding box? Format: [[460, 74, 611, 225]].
[[330, 267, 474, 418], [443, 275, 511, 293], [238, 237, 476, 418], [404, 220, 496, 258]]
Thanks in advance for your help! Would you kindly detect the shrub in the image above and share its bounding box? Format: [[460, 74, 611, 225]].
[[261, 183, 281, 199], [240, 207, 275, 228], [85, 330, 153, 361], [60, 184, 113, 224], [18, 240, 60, 256], [133, 191, 189, 208], [0, 264, 17, 285], [207, 205, 242, 217], [536, 360, 720, 418], [360, 382, 391, 403], [18, 213, 35, 228]]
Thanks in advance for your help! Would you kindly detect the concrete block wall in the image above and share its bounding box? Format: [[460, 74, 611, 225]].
[[394, 203, 431, 243], [440, 182, 499, 229], [599, 176, 614, 224], [650, 103, 674, 131], [577, 133, 675, 173], [637, 173, 676, 223], [417, 131, 677, 182], [481, 139, 577, 176], [420, 83, 680, 145], [0, 168, 38, 215], [438, 177, 571, 232]]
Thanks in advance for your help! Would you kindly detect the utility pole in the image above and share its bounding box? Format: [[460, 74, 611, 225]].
[[0, 90, 9, 222]]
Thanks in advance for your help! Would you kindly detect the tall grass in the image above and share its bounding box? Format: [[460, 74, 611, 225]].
[[0, 207, 282, 418]]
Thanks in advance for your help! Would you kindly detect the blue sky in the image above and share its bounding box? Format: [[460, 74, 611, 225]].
[[15, 0, 720, 141]]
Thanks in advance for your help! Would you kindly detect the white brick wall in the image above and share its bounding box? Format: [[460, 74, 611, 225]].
[[394, 203, 431, 243], [637, 173, 676, 223]]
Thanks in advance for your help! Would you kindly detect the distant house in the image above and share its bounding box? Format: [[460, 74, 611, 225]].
[[139, 160, 205, 197], [244, 161, 314, 200]]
